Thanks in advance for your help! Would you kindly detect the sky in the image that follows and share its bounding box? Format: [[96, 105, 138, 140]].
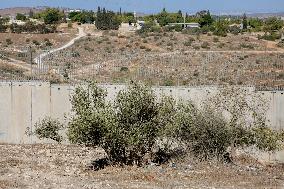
[[0, 0, 284, 14]]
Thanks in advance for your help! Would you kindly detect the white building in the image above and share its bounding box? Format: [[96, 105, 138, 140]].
[[68, 9, 83, 13], [8, 19, 26, 26], [29, 18, 44, 25], [168, 22, 200, 29]]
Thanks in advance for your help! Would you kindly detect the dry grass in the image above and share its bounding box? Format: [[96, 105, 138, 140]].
[[0, 23, 78, 62], [0, 144, 283, 189], [0, 60, 27, 80], [0, 29, 283, 88], [40, 31, 283, 88]]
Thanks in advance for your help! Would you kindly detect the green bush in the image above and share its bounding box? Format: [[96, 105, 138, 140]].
[[6, 38, 13, 45], [163, 78, 175, 86], [68, 82, 162, 165], [229, 25, 241, 35], [183, 41, 192, 47], [33, 117, 64, 143], [142, 39, 148, 43], [174, 25, 183, 32], [240, 43, 254, 49], [67, 22, 73, 28], [260, 32, 281, 41], [201, 26, 210, 34], [66, 83, 283, 165], [213, 37, 219, 43], [201, 41, 210, 49], [45, 41, 53, 46], [213, 29, 227, 37], [182, 28, 201, 35], [172, 86, 283, 160], [120, 67, 129, 72], [218, 42, 225, 48], [150, 26, 162, 33], [32, 40, 40, 46]]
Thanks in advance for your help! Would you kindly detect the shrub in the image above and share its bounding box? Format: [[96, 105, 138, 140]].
[[277, 41, 284, 48], [229, 25, 241, 35], [68, 22, 73, 28], [45, 41, 53, 46], [240, 43, 254, 49], [109, 31, 118, 36], [32, 117, 64, 143], [218, 43, 225, 48], [172, 86, 283, 160], [167, 42, 173, 46], [183, 40, 192, 47], [182, 28, 201, 35], [151, 26, 162, 33], [173, 104, 232, 159], [71, 51, 80, 57], [67, 83, 283, 166], [6, 38, 13, 45], [213, 29, 227, 37], [120, 67, 129, 72], [259, 32, 281, 41], [68, 82, 161, 165], [32, 40, 40, 46], [67, 83, 109, 146], [174, 25, 183, 32], [201, 42, 210, 49], [213, 37, 219, 43], [202, 87, 282, 153], [201, 26, 210, 34], [193, 45, 200, 50], [163, 78, 175, 86], [277, 73, 284, 79]]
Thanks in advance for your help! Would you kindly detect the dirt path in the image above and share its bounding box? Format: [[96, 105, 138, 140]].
[[34, 26, 87, 64]]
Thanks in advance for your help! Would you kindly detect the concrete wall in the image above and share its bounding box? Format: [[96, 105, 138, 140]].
[[0, 82, 283, 161]]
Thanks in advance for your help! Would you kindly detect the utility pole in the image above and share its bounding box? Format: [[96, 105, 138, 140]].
[[183, 13, 186, 29], [29, 46, 33, 79]]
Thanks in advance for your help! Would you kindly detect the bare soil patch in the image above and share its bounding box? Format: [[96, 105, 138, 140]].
[[0, 144, 283, 189]]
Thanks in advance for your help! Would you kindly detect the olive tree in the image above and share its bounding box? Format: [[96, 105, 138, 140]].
[[67, 82, 163, 165]]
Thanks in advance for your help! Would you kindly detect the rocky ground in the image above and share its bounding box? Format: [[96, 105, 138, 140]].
[[0, 144, 283, 189]]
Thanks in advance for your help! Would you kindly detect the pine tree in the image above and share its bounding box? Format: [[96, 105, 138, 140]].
[[29, 9, 34, 18], [242, 13, 248, 30], [178, 10, 182, 17], [96, 6, 101, 29]]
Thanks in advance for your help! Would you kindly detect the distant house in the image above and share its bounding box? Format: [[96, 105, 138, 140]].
[[29, 18, 44, 25], [229, 23, 250, 30], [168, 22, 200, 29], [136, 20, 145, 30], [229, 23, 242, 29], [8, 19, 26, 26], [120, 22, 136, 32], [68, 9, 83, 13], [281, 33, 284, 41]]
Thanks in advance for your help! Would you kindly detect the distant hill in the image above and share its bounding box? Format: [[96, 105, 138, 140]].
[[0, 7, 46, 17], [247, 12, 284, 18], [1, 7, 284, 19]]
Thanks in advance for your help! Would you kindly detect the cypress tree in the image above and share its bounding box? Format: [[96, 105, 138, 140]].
[[96, 6, 101, 29]]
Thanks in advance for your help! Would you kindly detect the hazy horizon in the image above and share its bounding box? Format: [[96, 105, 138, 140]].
[[0, 0, 284, 15]]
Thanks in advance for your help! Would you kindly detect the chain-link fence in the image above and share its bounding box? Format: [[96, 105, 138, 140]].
[[0, 46, 283, 90]]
